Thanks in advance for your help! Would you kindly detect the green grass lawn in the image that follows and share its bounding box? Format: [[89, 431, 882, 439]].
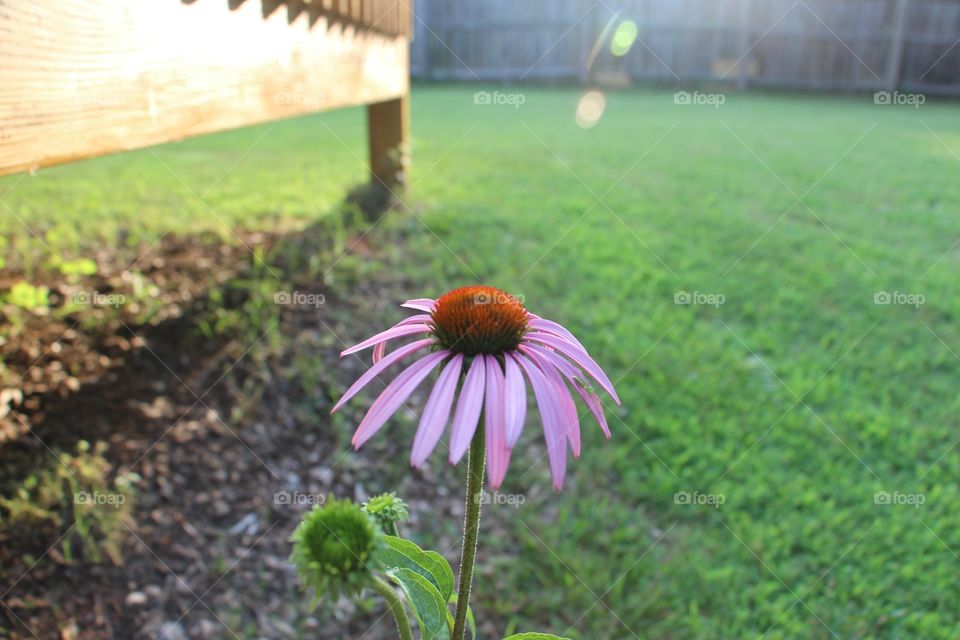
[[4, 85, 960, 639], [0, 107, 369, 274], [394, 87, 960, 639]]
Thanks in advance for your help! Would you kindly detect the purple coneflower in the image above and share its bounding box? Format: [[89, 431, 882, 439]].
[[331, 286, 620, 489]]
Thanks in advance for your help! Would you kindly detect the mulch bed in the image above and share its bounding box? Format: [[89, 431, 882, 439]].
[[0, 229, 492, 640], [0, 232, 270, 444]]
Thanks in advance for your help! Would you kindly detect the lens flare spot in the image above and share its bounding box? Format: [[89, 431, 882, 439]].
[[576, 91, 606, 129], [611, 21, 637, 57]]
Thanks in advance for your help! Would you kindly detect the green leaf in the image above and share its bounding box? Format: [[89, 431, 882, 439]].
[[57, 258, 98, 276], [380, 535, 455, 601], [6, 281, 49, 311], [387, 567, 450, 640], [503, 635, 573, 640]]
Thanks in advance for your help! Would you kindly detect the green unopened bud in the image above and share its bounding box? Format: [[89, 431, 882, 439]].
[[363, 492, 409, 532], [290, 498, 381, 602]]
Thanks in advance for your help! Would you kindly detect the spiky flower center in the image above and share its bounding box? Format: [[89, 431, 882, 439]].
[[431, 286, 529, 355], [363, 492, 409, 531], [290, 499, 380, 599]]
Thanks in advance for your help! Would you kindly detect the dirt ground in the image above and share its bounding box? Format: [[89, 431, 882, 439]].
[[0, 227, 491, 640]]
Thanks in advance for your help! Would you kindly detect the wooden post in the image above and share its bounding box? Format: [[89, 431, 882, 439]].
[[886, 0, 910, 92], [367, 96, 410, 190]]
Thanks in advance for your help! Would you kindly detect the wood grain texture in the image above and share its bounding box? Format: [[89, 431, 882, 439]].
[[0, 0, 410, 176]]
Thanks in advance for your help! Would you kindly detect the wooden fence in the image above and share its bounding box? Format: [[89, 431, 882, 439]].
[[410, 0, 960, 95]]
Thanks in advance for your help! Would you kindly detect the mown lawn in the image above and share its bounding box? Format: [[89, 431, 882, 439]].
[[387, 87, 960, 639], [4, 85, 960, 639], [0, 107, 367, 274]]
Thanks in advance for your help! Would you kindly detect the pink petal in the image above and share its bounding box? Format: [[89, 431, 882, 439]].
[[484, 355, 510, 489], [448, 356, 486, 464], [503, 355, 527, 447], [401, 298, 437, 312], [352, 351, 448, 448], [511, 352, 567, 490], [372, 314, 433, 364], [575, 384, 611, 439], [411, 354, 464, 467], [522, 332, 621, 406], [332, 338, 435, 413], [525, 343, 611, 439], [341, 324, 431, 357], [521, 346, 581, 458], [527, 342, 580, 378], [529, 317, 586, 350], [397, 314, 433, 325]]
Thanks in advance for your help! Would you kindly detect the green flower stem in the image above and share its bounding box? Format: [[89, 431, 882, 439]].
[[452, 425, 486, 640], [372, 576, 414, 640]]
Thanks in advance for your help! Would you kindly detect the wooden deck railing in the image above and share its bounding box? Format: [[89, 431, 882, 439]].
[[256, 0, 412, 37], [0, 0, 413, 184]]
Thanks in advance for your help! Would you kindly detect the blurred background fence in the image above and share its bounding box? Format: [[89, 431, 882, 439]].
[[411, 0, 960, 95]]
